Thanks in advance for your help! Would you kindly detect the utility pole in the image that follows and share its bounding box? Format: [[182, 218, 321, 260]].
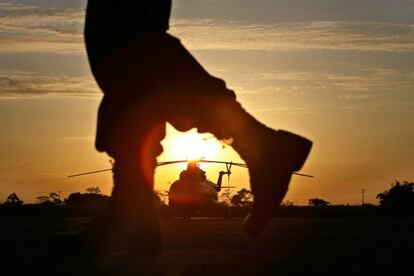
[[361, 189, 365, 205]]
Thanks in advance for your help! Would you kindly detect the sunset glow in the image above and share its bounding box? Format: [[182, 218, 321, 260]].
[[0, 1, 413, 205], [158, 125, 224, 168]]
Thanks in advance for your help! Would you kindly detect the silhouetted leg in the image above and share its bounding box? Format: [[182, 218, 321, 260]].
[[80, 105, 165, 255], [162, 34, 313, 238]]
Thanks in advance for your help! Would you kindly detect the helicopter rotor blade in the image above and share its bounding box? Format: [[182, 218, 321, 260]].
[[293, 172, 314, 178], [156, 159, 248, 169], [68, 168, 112, 178], [157, 160, 189, 166], [198, 160, 247, 168], [68, 159, 314, 178]]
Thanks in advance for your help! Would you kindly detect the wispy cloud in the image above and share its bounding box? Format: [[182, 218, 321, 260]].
[[0, 71, 98, 95], [171, 19, 414, 52], [0, 3, 413, 53], [1, 3, 413, 97], [0, 158, 34, 172], [0, 3, 84, 53], [252, 107, 316, 114], [240, 68, 414, 96]]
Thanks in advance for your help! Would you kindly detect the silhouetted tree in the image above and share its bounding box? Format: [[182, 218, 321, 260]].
[[281, 200, 295, 206], [65, 192, 109, 206], [36, 195, 51, 205], [377, 180, 414, 206], [5, 193, 23, 206], [49, 192, 62, 204], [231, 188, 253, 206], [86, 186, 101, 194], [153, 190, 163, 206], [308, 198, 330, 207], [220, 189, 233, 204], [158, 190, 169, 205]]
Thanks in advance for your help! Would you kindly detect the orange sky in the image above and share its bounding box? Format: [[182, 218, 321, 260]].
[[0, 0, 413, 205]]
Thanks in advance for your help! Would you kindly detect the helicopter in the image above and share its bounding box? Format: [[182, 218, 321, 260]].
[[157, 160, 244, 212], [68, 159, 313, 214], [68, 159, 246, 210]]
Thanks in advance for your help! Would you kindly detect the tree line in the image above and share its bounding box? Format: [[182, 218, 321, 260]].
[[2, 180, 414, 209]]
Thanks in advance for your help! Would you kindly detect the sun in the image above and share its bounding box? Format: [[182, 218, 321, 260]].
[[159, 124, 223, 164], [155, 124, 249, 192]]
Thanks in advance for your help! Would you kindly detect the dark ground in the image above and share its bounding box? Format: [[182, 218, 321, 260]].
[[1, 217, 413, 275]]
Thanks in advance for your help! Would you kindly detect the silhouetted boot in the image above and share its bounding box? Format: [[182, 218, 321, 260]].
[[197, 96, 312, 238], [47, 211, 162, 256], [47, 161, 163, 256], [117, 177, 163, 256], [233, 126, 312, 238], [46, 214, 125, 256], [102, 162, 163, 256], [199, 97, 312, 238]]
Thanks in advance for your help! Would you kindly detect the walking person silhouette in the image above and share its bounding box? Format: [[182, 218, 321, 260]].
[[50, 0, 312, 255]]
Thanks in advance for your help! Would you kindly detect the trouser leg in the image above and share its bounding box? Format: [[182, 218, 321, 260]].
[[159, 34, 270, 165], [195, 94, 268, 165], [84, 119, 165, 254]]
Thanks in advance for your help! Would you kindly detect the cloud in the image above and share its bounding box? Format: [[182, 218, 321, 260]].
[[251, 107, 316, 114], [1, 3, 413, 53], [0, 158, 33, 167], [170, 19, 414, 52], [0, 71, 98, 95], [240, 68, 414, 96], [0, 3, 412, 98], [337, 94, 372, 100], [172, 0, 414, 23], [0, 3, 84, 53]]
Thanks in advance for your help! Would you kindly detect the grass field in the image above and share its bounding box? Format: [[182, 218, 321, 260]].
[[1, 217, 413, 275]]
